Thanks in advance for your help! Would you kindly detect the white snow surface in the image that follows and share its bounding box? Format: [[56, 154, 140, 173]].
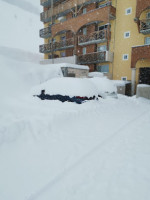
[[88, 71, 104, 77], [53, 63, 89, 70], [31, 77, 99, 97], [0, 1, 150, 200], [137, 84, 150, 88], [1, 55, 150, 200]]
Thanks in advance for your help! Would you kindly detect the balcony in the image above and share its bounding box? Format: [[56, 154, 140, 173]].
[[140, 19, 150, 34], [51, 5, 116, 36], [77, 51, 113, 64], [53, 38, 74, 51], [41, 0, 105, 20], [40, 27, 51, 38], [131, 45, 150, 68], [41, 1, 116, 23], [39, 44, 52, 53], [40, 10, 51, 23], [135, 0, 150, 18], [78, 29, 109, 46], [39, 38, 74, 53], [40, 0, 61, 7]]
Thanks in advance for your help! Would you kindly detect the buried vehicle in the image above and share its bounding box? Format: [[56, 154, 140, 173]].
[[32, 77, 117, 104]]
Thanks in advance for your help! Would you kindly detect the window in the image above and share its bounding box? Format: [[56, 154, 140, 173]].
[[125, 8, 132, 15], [121, 77, 127, 81], [83, 8, 87, 14], [53, 38, 56, 43], [97, 45, 107, 52], [61, 52, 65, 57], [59, 16, 66, 22], [124, 31, 130, 38], [99, 2, 111, 8], [123, 54, 128, 60], [145, 37, 150, 45], [147, 12, 150, 19], [97, 65, 109, 73], [99, 24, 110, 31], [83, 27, 87, 35], [61, 36, 66, 41], [82, 47, 86, 55]]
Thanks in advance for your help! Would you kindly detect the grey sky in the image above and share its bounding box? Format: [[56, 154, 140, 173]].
[[1, 0, 41, 15]]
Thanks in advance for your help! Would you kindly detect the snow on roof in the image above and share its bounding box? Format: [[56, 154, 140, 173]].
[[112, 80, 131, 86], [137, 84, 150, 88], [88, 72, 104, 78], [56, 63, 89, 70]]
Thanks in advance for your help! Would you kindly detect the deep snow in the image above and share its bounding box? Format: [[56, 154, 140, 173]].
[[0, 1, 150, 200]]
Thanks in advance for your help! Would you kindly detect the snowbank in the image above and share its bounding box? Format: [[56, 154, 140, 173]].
[[88, 72, 104, 78], [31, 77, 99, 97], [89, 77, 117, 93]]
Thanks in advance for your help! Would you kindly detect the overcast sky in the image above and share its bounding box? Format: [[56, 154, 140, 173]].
[[1, 0, 42, 15]]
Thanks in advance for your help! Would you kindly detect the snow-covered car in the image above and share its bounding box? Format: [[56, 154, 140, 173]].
[[89, 77, 118, 99], [31, 77, 117, 103]]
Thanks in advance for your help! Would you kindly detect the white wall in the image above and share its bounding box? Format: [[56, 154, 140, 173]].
[[40, 56, 77, 65]]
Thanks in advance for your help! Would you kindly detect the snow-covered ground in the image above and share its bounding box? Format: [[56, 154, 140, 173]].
[[0, 1, 150, 200]]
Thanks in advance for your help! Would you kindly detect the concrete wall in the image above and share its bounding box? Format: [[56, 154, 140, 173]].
[[40, 55, 76, 65]]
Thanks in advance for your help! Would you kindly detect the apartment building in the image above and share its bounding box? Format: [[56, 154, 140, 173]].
[[39, 0, 150, 94]]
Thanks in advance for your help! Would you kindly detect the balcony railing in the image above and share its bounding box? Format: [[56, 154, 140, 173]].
[[40, 27, 51, 38], [39, 44, 52, 53], [40, 0, 115, 22], [140, 19, 150, 34], [40, 0, 61, 7], [77, 51, 106, 64], [53, 38, 74, 50], [39, 38, 74, 53], [78, 29, 109, 45]]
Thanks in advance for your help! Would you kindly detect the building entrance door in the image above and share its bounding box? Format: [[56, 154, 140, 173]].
[[139, 67, 150, 85]]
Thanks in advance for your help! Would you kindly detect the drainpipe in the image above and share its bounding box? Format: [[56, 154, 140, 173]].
[[131, 68, 136, 95], [74, 33, 78, 64], [51, 0, 54, 64]]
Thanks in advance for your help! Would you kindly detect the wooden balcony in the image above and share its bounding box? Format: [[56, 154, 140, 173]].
[[53, 38, 74, 50], [40, 27, 51, 38], [39, 44, 52, 53], [78, 29, 109, 46], [140, 19, 150, 34]]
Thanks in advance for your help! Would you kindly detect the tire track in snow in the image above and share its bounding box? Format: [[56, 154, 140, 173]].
[[26, 109, 150, 200]]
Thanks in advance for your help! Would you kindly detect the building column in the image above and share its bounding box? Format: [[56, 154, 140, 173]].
[[131, 68, 136, 95]]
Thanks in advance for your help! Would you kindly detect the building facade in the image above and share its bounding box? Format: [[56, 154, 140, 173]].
[[39, 0, 150, 94]]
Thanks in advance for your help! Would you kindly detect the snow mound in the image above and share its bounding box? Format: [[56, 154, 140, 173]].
[[89, 77, 117, 93], [31, 77, 99, 97], [88, 72, 104, 78]]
